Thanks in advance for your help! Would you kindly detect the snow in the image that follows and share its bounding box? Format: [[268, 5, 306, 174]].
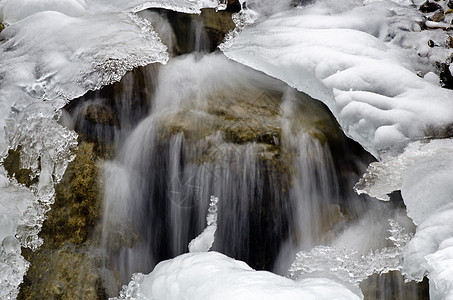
[[221, 0, 453, 159], [113, 252, 361, 300]]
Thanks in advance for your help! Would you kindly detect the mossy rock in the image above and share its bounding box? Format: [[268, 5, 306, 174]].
[[18, 141, 106, 299], [19, 244, 106, 300], [44, 142, 101, 246]]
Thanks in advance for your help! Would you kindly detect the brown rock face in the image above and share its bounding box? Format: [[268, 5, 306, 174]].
[[17, 142, 107, 300]]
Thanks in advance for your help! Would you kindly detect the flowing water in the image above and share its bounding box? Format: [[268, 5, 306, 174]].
[[63, 12, 429, 298]]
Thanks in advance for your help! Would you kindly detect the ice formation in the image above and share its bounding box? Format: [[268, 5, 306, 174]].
[[3, 0, 453, 298], [221, 0, 453, 159], [188, 195, 219, 253], [356, 139, 453, 298], [289, 219, 411, 286], [0, 0, 226, 23]]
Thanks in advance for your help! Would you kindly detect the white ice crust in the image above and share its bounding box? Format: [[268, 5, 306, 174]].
[[0, 0, 226, 23], [221, 0, 453, 159], [113, 252, 361, 300]]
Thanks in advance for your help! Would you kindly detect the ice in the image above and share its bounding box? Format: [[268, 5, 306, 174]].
[[221, 0, 453, 159], [0, 170, 34, 299], [0, 0, 226, 23], [289, 219, 411, 287], [188, 195, 219, 253], [113, 252, 361, 300], [355, 139, 453, 297]]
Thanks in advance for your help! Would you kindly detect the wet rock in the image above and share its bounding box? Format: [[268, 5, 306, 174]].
[[82, 104, 118, 126], [3, 148, 37, 187], [419, 1, 443, 13], [361, 271, 429, 300], [165, 3, 238, 54]]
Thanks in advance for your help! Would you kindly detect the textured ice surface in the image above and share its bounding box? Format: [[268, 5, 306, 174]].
[[0, 0, 226, 23], [0, 2, 168, 255], [221, 0, 453, 159], [113, 252, 361, 300], [0, 169, 34, 299], [289, 219, 411, 287], [355, 139, 453, 298]]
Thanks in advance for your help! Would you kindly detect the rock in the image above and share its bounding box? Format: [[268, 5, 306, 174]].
[[18, 245, 106, 300], [18, 142, 106, 299], [166, 4, 238, 54], [360, 271, 429, 300], [431, 10, 445, 22], [419, 1, 443, 13], [82, 104, 117, 126], [439, 62, 453, 89]]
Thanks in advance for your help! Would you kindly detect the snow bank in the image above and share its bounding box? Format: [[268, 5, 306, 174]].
[[221, 0, 453, 159], [113, 251, 361, 300]]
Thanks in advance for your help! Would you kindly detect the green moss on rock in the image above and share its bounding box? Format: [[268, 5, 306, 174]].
[[3, 148, 38, 187], [18, 141, 106, 299]]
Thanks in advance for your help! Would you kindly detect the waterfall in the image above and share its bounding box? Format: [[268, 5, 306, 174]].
[[96, 51, 418, 298]]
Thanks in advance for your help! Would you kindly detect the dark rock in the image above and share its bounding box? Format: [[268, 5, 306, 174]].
[[419, 1, 443, 13], [431, 10, 445, 22], [165, 6, 237, 54], [361, 271, 429, 300], [439, 62, 453, 89], [82, 104, 118, 126]]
